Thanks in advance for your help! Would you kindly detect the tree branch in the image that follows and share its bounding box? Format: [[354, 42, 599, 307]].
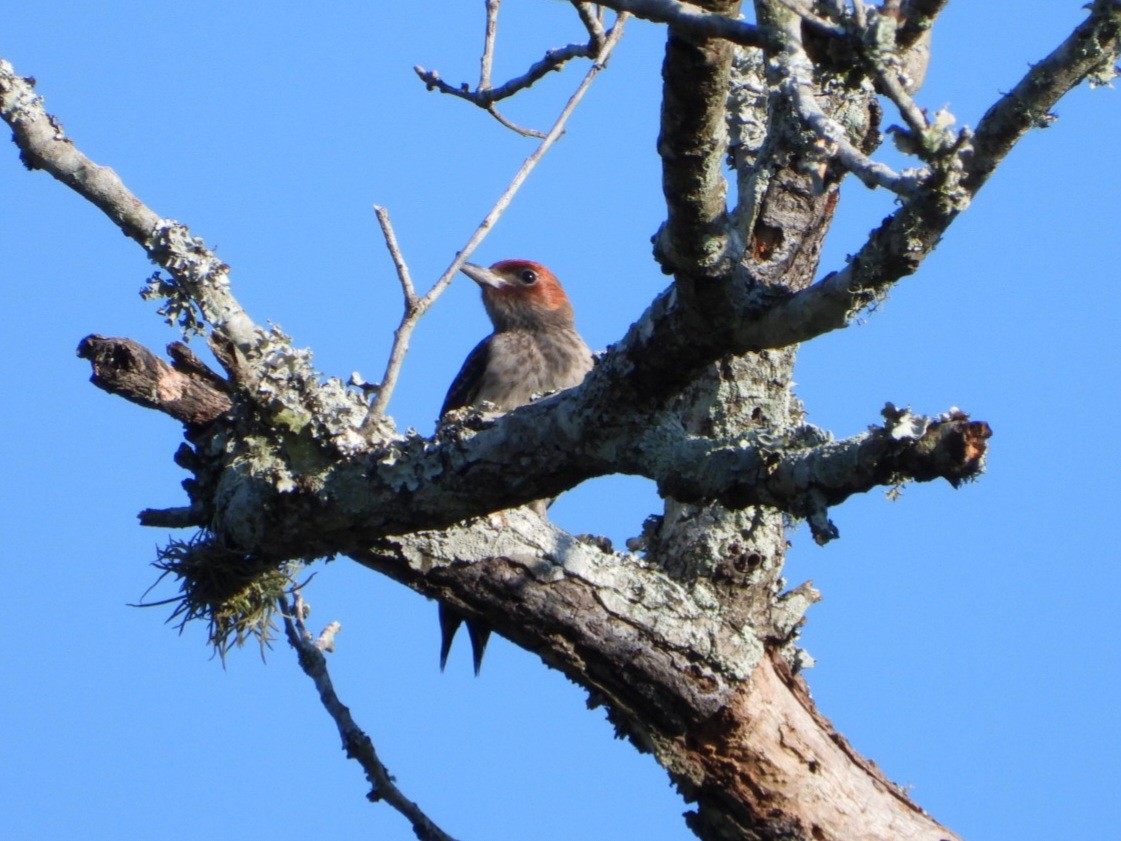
[[351, 512, 959, 841], [769, 8, 923, 195], [653, 0, 742, 277], [281, 593, 459, 841], [0, 60, 265, 371], [414, 2, 619, 111], [746, 0, 1121, 348], [7, 5, 1116, 834], [74, 333, 989, 560], [596, 0, 762, 47], [76, 335, 231, 427], [365, 18, 628, 420], [415, 41, 598, 107], [647, 404, 990, 543]]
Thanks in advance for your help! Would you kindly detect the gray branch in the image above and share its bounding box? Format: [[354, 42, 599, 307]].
[[652, 0, 742, 277], [414, 3, 621, 111], [748, 0, 1121, 347], [595, 0, 762, 47], [0, 60, 265, 372], [282, 594, 459, 841]]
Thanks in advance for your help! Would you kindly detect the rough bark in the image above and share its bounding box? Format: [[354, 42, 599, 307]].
[[3, 3, 1119, 840]]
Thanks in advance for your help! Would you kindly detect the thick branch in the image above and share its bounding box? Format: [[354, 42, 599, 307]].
[[77, 335, 231, 427], [76, 334, 989, 556], [746, 1, 1121, 349], [351, 512, 958, 841], [650, 406, 990, 528], [654, 0, 742, 276]]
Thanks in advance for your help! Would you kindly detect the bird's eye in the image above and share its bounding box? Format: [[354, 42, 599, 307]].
[[519, 268, 538, 285]]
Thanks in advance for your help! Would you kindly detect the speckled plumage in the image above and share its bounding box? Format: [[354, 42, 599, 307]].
[[438, 260, 593, 674], [441, 326, 592, 416]]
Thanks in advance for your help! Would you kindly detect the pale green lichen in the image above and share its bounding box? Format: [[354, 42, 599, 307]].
[[141, 270, 205, 337], [142, 220, 232, 336], [1087, 58, 1119, 89], [149, 532, 302, 659]]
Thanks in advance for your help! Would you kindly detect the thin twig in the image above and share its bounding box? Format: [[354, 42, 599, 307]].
[[486, 105, 548, 138], [481, 0, 500, 89], [416, 41, 598, 108], [364, 17, 629, 423], [373, 205, 416, 304], [573, 2, 607, 48], [774, 14, 924, 195], [281, 593, 460, 841], [418, 0, 607, 112]]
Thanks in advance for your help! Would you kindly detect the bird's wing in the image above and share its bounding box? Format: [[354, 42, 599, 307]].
[[440, 335, 493, 416]]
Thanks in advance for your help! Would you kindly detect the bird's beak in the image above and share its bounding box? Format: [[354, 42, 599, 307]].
[[461, 262, 510, 290]]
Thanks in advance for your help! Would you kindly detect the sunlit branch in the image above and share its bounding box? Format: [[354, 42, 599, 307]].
[[281, 592, 460, 841], [596, 0, 763, 46], [363, 17, 629, 421], [771, 13, 923, 195]]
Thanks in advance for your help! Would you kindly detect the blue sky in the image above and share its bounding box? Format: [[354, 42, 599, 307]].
[[2, 3, 1118, 840]]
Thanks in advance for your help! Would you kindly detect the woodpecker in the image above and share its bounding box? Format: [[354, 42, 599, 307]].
[[438, 259, 593, 674]]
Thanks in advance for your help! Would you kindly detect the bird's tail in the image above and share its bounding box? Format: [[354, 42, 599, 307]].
[[438, 603, 492, 675]]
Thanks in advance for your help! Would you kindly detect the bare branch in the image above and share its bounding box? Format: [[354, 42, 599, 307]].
[[416, 41, 598, 108], [365, 17, 629, 420], [480, 0, 500, 89], [0, 60, 265, 371], [573, 1, 608, 47], [873, 52, 929, 138], [770, 11, 924, 195], [485, 105, 548, 138], [76, 335, 232, 427], [747, 0, 1121, 348], [596, 0, 763, 47], [416, 2, 619, 113], [281, 594, 459, 841], [373, 205, 416, 305]]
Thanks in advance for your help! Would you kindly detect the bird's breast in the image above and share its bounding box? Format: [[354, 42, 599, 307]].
[[475, 328, 592, 411]]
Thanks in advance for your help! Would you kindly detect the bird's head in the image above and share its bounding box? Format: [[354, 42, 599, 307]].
[[461, 259, 575, 332]]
